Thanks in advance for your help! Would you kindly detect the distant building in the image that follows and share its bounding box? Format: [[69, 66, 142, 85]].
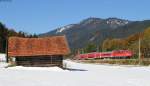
[[7, 36, 70, 67]]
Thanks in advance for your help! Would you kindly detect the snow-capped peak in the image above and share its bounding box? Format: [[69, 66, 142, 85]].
[[56, 24, 74, 33], [106, 18, 129, 26]]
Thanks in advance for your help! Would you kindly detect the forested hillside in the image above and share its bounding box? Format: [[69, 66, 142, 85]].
[[102, 27, 150, 58], [0, 22, 38, 53]]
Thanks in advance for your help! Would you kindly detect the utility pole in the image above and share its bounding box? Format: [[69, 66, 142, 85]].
[[82, 49, 84, 54], [138, 34, 141, 65], [5, 38, 9, 63], [97, 46, 99, 52]]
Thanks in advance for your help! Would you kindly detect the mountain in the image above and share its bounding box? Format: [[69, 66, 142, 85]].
[[39, 17, 150, 51]]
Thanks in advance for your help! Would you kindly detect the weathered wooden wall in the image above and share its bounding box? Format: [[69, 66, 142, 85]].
[[15, 55, 63, 67]]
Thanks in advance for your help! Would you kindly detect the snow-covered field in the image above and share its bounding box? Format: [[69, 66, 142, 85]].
[[0, 54, 6, 62], [0, 60, 150, 86]]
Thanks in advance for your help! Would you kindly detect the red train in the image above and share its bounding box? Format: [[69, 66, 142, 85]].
[[76, 50, 133, 59]]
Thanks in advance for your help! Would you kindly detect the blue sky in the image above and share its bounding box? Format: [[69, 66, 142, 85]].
[[0, 0, 150, 34]]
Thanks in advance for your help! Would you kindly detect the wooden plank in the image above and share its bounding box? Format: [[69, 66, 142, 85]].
[[15, 55, 63, 67]]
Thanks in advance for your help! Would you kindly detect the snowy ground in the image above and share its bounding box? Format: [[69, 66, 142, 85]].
[[0, 60, 150, 86], [0, 54, 6, 62]]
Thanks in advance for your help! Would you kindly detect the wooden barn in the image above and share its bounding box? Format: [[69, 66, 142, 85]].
[[7, 36, 70, 67]]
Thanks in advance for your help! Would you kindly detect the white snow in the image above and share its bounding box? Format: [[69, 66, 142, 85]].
[[0, 54, 8, 68], [0, 60, 150, 86], [56, 24, 74, 33], [106, 19, 128, 26], [89, 36, 96, 41], [7, 66, 65, 71], [0, 53, 6, 62], [57, 27, 66, 33], [0, 62, 9, 68]]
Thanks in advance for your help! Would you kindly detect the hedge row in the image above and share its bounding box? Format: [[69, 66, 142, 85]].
[[75, 59, 150, 66]]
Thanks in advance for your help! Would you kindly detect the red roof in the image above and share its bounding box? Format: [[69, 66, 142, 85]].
[[8, 36, 70, 57]]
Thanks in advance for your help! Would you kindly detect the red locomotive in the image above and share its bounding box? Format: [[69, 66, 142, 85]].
[[76, 50, 133, 59]]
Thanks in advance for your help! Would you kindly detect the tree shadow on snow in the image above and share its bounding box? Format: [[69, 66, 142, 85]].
[[64, 68, 88, 71]]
